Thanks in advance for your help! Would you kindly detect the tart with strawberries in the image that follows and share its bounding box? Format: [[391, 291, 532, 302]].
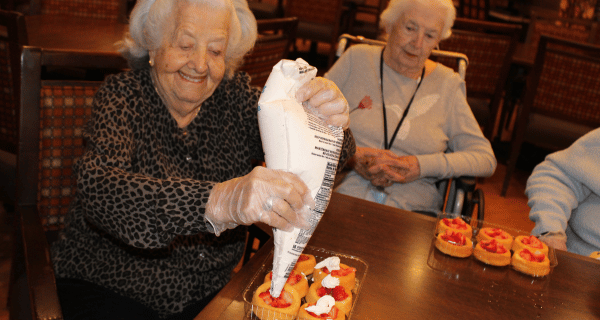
[[474, 239, 511, 266], [313, 259, 356, 291], [294, 253, 317, 276], [477, 227, 514, 250], [435, 229, 473, 258], [511, 248, 550, 277], [251, 282, 301, 320], [513, 235, 549, 255], [298, 296, 345, 320], [437, 217, 473, 239], [264, 269, 309, 298], [306, 282, 352, 315]]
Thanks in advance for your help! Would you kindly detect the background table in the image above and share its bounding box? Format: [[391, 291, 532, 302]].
[[197, 192, 600, 320], [26, 14, 128, 53]]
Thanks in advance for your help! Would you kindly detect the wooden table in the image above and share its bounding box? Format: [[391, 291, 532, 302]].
[[196, 193, 600, 319], [26, 14, 128, 53]]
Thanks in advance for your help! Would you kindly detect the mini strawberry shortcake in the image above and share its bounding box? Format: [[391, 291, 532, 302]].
[[298, 295, 345, 320], [477, 227, 514, 250], [312, 257, 356, 291], [437, 217, 473, 239], [252, 282, 301, 320], [513, 235, 549, 255], [306, 275, 352, 315], [474, 239, 511, 266], [294, 253, 317, 276], [511, 248, 551, 277], [264, 269, 309, 298], [435, 229, 473, 258]]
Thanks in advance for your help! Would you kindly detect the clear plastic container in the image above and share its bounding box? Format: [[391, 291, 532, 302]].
[[243, 246, 368, 320], [428, 213, 558, 283]]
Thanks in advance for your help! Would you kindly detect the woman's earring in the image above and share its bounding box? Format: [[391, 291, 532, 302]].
[[149, 58, 154, 67]]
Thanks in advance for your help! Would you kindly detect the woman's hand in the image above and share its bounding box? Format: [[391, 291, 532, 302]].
[[296, 77, 350, 129], [352, 147, 421, 187], [205, 166, 315, 235]]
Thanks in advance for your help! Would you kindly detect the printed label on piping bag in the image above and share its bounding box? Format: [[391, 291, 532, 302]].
[[257, 58, 344, 298]]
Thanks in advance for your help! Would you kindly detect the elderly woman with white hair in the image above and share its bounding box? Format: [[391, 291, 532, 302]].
[[326, 0, 495, 214], [49, 0, 355, 318]]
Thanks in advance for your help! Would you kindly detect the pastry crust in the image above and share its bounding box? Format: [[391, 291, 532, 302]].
[[437, 217, 473, 239], [306, 283, 352, 315], [313, 263, 356, 291], [298, 303, 345, 320], [434, 230, 473, 258], [511, 248, 551, 277], [474, 239, 511, 266], [294, 254, 317, 275], [264, 270, 309, 298], [513, 235, 549, 255], [251, 282, 301, 320], [477, 227, 514, 250]]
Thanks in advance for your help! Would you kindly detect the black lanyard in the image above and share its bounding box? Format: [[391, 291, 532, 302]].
[[380, 48, 425, 150]]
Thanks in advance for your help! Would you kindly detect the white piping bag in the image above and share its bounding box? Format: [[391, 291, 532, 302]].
[[257, 58, 344, 297]]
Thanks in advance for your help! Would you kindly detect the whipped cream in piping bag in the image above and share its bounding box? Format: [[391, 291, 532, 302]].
[[257, 58, 344, 298]]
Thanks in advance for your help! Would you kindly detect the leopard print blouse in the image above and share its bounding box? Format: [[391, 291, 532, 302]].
[[50, 68, 356, 318]]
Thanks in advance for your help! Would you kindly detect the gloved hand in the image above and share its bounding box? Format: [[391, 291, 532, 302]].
[[296, 77, 350, 129], [205, 166, 315, 236], [539, 232, 567, 251]]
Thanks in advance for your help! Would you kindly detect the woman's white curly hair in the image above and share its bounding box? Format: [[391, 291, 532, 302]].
[[118, 0, 257, 78], [380, 0, 456, 40]]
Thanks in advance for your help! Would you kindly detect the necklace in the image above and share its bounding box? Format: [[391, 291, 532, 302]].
[[379, 48, 425, 150]]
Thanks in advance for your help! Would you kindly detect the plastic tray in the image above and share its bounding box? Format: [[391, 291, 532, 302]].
[[428, 213, 558, 285], [242, 246, 368, 320]]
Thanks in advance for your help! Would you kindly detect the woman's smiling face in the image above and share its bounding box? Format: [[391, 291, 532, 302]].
[[384, 1, 445, 78], [149, 1, 230, 126]]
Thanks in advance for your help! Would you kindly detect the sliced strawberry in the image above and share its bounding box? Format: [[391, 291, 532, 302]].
[[531, 251, 546, 262], [287, 271, 301, 285], [519, 248, 545, 263], [316, 287, 330, 297], [297, 254, 309, 262], [442, 217, 468, 230], [332, 286, 348, 301], [259, 290, 291, 308], [331, 267, 356, 277], [481, 239, 508, 254], [441, 230, 467, 246], [521, 236, 543, 248], [486, 228, 509, 239]]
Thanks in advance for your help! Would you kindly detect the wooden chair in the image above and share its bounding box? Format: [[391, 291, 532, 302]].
[[0, 9, 27, 211], [285, 0, 346, 68], [248, 0, 284, 20], [8, 46, 128, 320], [437, 18, 521, 140], [239, 17, 298, 88], [457, 0, 490, 20], [501, 35, 600, 196], [29, 0, 128, 23], [0, 9, 27, 154], [346, 0, 389, 40]]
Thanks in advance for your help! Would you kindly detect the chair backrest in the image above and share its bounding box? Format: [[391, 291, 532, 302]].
[[30, 0, 128, 22], [285, 0, 346, 67], [336, 33, 469, 80], [239, 17, 298, 88], [0, 9, 28, 154], [501, 35, 600, 196], [17, 46, 128, 231], [438, 18, 521, 139], [524, 12, 595, 63], [458, 0, 490, 20], [527, 35, 600, 129]]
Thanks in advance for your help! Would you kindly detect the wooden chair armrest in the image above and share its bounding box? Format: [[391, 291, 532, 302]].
[[18, 204, 63, 319]]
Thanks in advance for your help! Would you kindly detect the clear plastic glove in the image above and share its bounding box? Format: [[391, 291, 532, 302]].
[[296, 77, 349, 129], [538, 232, 567, 251], [205, 166, 315, 236]]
